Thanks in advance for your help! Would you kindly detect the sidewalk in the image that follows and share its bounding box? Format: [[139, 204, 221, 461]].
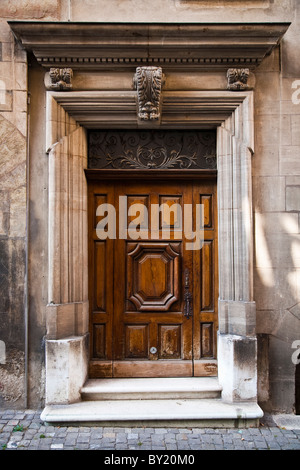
[[0, 410, 300, 451], [0, 409, 300, 451]]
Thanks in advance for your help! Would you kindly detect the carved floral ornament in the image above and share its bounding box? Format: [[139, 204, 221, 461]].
[[227, 68, 250, 91], [133, 67, 165, 121], [45, 68, 73, 91]]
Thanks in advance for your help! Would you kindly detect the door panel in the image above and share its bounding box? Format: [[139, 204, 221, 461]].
[[88, 183, 115, 377], [88, 178, 218, 378], [113, 181, 193, 377], [192, 182, 218, 376], [127, 242, 180, 312]]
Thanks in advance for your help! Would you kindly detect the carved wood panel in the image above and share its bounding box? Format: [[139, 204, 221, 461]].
[[192, 183, 218, 368], [125, 324, 149, 358], [127, 242, 180, 312], [88, 183, 115, 378], [158, 325, 181, 359], [87, 173, 218, 378]]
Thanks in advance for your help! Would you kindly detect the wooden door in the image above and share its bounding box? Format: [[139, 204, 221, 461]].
[[88, 177, 218, 378]]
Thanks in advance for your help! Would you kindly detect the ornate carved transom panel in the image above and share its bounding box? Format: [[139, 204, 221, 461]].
[[88, 130, 216, 170]]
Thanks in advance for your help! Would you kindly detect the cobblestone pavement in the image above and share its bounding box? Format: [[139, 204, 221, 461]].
[[0, 409, 300, 451]]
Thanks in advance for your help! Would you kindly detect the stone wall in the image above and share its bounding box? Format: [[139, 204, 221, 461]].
[[253, 2, 300, 413], [0, 19, 27, 408], [0, 0, 58, 408], [0, 0, 299, 412]]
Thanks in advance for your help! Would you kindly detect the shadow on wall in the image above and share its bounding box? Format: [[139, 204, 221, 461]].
[[254, 209, 300, 414]]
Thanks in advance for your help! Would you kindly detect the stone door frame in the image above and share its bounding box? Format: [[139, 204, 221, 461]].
[[44, 89, 257, 405]]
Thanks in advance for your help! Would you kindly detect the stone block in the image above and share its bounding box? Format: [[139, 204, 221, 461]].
[[286, 185, 300, 211], [255, 72, 280, 115], [268, 336, 296, 412], [256, 310, 277, 335], [253, 176, 286, 213], [45, 334, 88, 405], [1, 0, 59, 20], [0, 89, 13, 112], [255, 46, 280, 73], [0, 162, 26, 192], [257, 333, 269, 404], [0, 191, 9, 236], [46, 301, 89, 340], [255, 212, 299, 235], [219, 300, 256, 337], [0, 20, 14, 43], [0, 239, 10, 314], [255, 231, 300, 268], [280, 147, 300, 175], [291, 115, 300, 145], [252, 145, 279, 176], [1, 41, 12, 62], [46, 304, 76, 339], [281, 115, 292, 146], [9, 186, 26, 238], [286, 176, 300, 185], [13, 90, 27, 114], [254, 267, 300, 310], [255, 116, 280, 147], [218, 333, 258, 402], [0, 62, 13, 91], [0, 115, 26, 178]]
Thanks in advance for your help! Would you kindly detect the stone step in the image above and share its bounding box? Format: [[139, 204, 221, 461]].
[[40, 399, 263, 428], [81, 377, 223, 401]]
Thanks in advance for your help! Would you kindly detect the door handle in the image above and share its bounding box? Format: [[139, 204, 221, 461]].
[[184, 268, 193, 319]]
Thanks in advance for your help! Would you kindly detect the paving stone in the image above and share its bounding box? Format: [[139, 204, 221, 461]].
[[0, 408, 299, 450], [51, 443, 64, 449]]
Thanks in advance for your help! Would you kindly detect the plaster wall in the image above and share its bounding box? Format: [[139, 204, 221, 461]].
[[0, 0, 299, 412]]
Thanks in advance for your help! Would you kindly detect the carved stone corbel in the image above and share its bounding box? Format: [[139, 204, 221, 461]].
[[227, 68, 249, 91], [133, 66, 165, 121], [46, 68, 73, 91]]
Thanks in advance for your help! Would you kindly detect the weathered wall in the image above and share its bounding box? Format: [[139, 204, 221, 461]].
[[0, 18, 27, 408], [253, 1, 300, 413], [0, 0, 299, 412], [0, 1, 58, 408]]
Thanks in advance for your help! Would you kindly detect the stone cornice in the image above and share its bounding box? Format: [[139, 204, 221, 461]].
[[9, 21, 290, 71]]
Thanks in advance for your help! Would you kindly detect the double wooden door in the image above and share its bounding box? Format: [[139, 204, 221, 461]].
[[88, 177, 218, 378]]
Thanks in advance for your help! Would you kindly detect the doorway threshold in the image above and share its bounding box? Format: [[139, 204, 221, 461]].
[[81, 377, 222, 400]]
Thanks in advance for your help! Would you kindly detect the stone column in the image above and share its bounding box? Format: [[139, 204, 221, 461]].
[[217, 92, 258, 402], [45, 95, 89, 404]]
